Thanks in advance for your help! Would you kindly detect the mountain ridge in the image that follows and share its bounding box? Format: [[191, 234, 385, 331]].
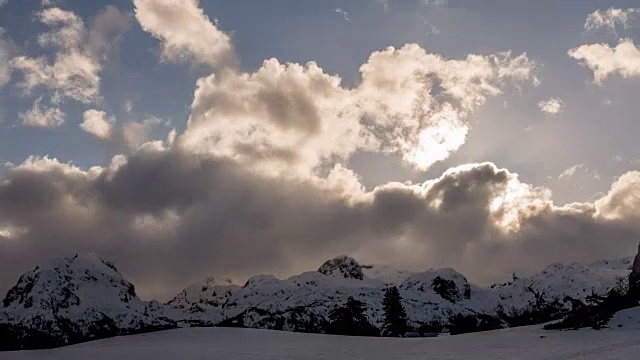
[[1, 253, 636, 350]]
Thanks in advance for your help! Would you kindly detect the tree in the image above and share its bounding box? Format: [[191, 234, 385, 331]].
[[327, 297, 378, 336], [381, 286, 408, 337]]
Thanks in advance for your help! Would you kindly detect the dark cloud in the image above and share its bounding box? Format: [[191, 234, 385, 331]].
[[1, 145, 640, 301]]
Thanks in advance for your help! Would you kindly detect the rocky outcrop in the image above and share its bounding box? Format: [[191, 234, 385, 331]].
[[317, 256, 364, 280]]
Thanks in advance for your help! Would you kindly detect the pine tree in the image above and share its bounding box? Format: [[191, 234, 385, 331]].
[[381, 286, 408, 337], [327, 297, 378, 336]]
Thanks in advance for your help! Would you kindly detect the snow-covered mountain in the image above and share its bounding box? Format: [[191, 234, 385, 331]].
[[166, 255, 633, 332], [0, 254, 175, 350], [1, 253, 634, 351]]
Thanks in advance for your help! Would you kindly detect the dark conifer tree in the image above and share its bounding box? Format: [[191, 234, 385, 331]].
[[381, 286, 408, 337], [327, 297, 378, 336]]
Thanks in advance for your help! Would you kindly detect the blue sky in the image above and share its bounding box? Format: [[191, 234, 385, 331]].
[[2, 0, 640, 299]]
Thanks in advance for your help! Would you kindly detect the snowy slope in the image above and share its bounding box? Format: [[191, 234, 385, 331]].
[[4, 322, 640, 360], [487, 258, 632, 315], [0, 254, 174, 350], [167, 255, 633, 331], [165, 277, 239, 324]]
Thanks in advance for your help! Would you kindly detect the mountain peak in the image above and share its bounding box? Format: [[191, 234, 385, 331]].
[[317, 255, 364, 280], [0, 254, 173, 349]]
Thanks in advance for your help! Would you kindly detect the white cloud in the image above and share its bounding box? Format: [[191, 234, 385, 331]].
[[595, 171, 640, 220], [569, 39, 640, 84], [355, 46, 535, 170], [122, 117, 165, 149], [12, 9, 94, 103], [538, 97, 565, 114], [181, 45, 536, 175], [134, 0, 236, 70], [558, 163, 584, 180], [124, 100, 133, 113], [334, 8, 350, 23], [10, 6, 130, 105], [81, 109, 114, 140], [19, 97, 65, 128], [585, 8, 639, 31]]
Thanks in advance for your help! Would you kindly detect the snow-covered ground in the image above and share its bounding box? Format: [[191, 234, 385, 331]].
[[6, 308, 640, 360]]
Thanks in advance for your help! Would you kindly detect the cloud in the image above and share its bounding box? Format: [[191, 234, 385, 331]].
[[538, 97, 565, 114], [134, 0, 236, 70], [0, 0, 6, 7], [558, 163, 584, 180], [87, 5, 132, 64], [334, 8, 350, 23], [18, 97, 65, 128], [595, 171, 640, 221], [80, 108, 168, 150], [81, 109, 114, 140], [182, 44, 536, 176], [584, 8, 639, 31], [1, 140, 639, 301], [569, 39, 640, 84], [11, 6, 130, 104], [120, 117, 166, 150]]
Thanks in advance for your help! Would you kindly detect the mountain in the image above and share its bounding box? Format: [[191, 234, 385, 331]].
[[1, 253, 634, 350], [167, 255, 633, 333], [0, 254, 175, 350]]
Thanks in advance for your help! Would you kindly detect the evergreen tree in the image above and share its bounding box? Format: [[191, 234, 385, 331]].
[[381, 286, 408, 337], [327, 297, 378, 336]]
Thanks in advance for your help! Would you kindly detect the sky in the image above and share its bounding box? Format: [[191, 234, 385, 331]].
[[1, 0, 640, 301]]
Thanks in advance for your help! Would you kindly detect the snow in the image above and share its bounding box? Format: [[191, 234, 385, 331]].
[[1, 253, 635, 349], [167, 255, 633, 329], [4, 323, 640, 359], [0, 254, 172, 343]]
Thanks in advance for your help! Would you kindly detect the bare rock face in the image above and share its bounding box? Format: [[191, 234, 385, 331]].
[[317, 256, 364, 280]]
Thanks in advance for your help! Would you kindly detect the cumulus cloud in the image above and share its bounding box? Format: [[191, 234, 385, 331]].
[[18, 97, 65, 128], [134, 0, 236, 70], [10, 6, 130, 104], [585, 8, 639, 31], [80, 109, 168, 150], [595, 171, 640, 221], [81, 109, 113, 140], [182, 44, 536, 175], [569, 39, 640, 84], [538, 97, 564, 114]]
